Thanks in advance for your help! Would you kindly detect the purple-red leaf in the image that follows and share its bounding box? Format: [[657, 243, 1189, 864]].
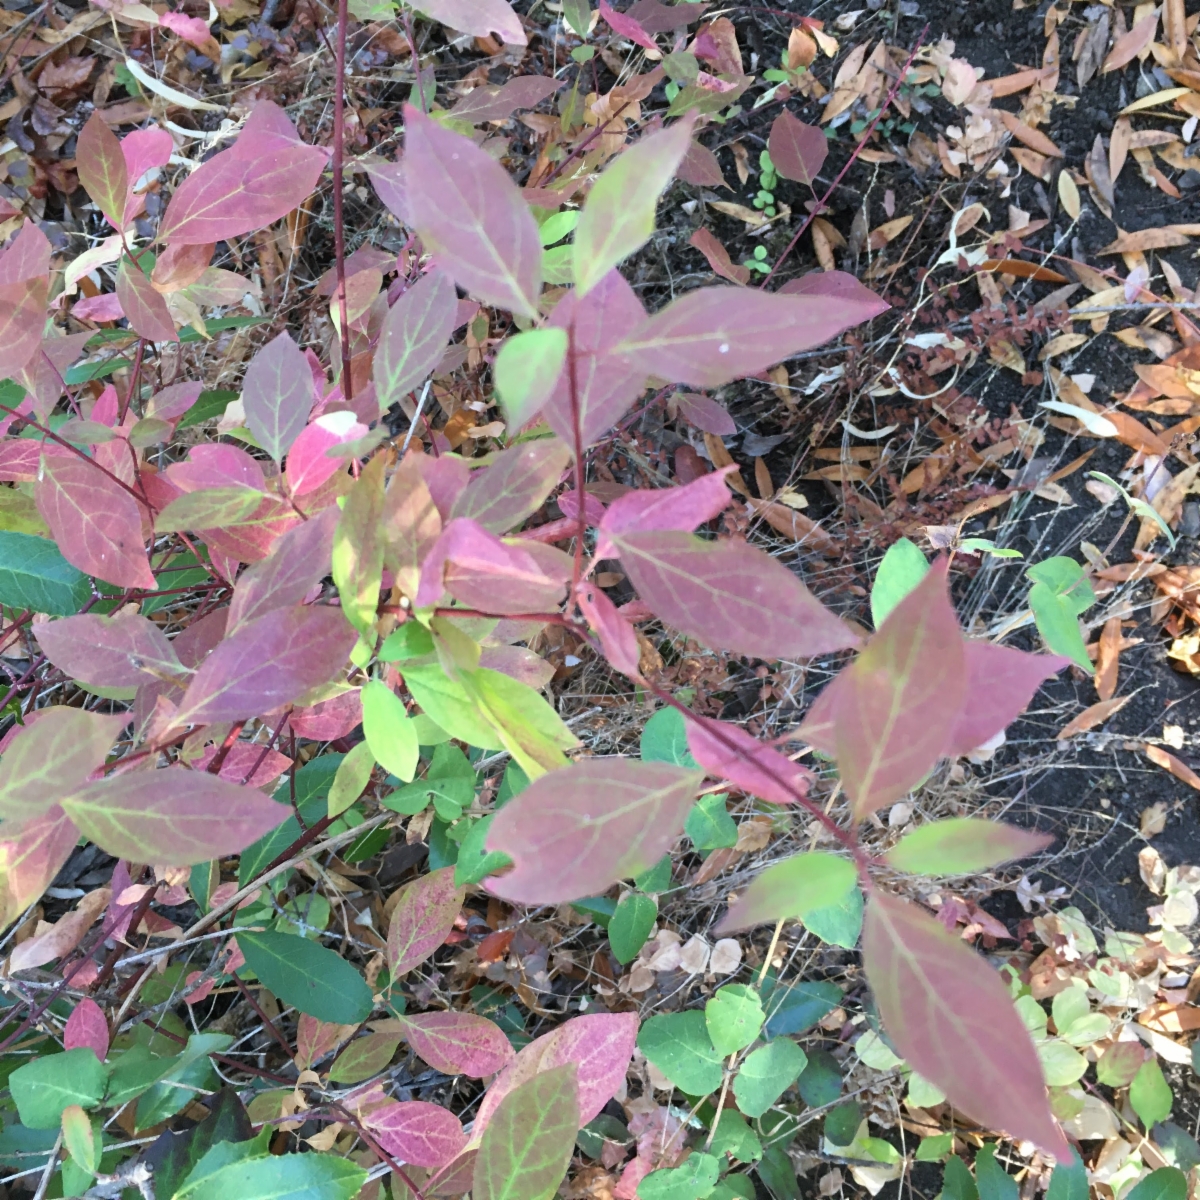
[[63, 998, 109, 1061], [34, 611, 185, 688], [449, 76, 562, 123], [598, 0, 657, 49], [402, 105, 541, 318], [687, 716, 812, 805], [242, 331, 313, 462], [768, 110, 828, 187], [285, 411, 366, 497], [543, 269, 647, 448], [387, 866, 466, 975], [76, 113, 128, 230], [0, 805, 80, 927], [115, 257, 177, 343], [0, 223, 52, 377], [373, 268, 458, 411], [60, 767, 290, 864], [36, 454, 155, 589], [779, 269, 891, 321], [829, 562, 968, 820], [119, 127, 173, 229], [618, 285, 889, 388], [363, 1100, 467, 1169], [410, 0, 525, 44], [862, 890, 1068, 1158], [475, 1012, 638, 1132], [945, 642, 1068, 757], [449, 439, 572, 534], [575, 581, 641, 678], [611, 530, 859, 660], [158, 102, 327, 245], [172, 604, 356, 726], [391, 1011, 515, 1078], [485, 759, 701, 903], [595, 466, 736, 558]]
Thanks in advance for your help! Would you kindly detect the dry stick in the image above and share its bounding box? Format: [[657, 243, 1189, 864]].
[[331, 0, 353, 395], [761, 26, 929, 288]]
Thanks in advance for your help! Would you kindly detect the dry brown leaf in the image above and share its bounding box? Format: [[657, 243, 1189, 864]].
[[1163, 0, 1187, 60], [1040, 333, 1089, 360], [702, 432, 748, 495], [734, 815, 773, 852], [1121, 86, 1192, 114], [690, 846, 740, 885], [1136, 462, 1200, 552], [1107, 410, 1171, 457], [1086, 134, 1115, 218], [707, 200, 769, 228], [1140, 844, 1167, 893], [787, 25, 818, 69], [998, 110, 1063, 157], [689, 228, 749, 286], [1056, 695, 1133, 738], [753, 456, 773, 500], [1110, 116, 1132, 183], [746, 497, 838, 555], [1058, 170, 1081, 219], [1095, 616, 1123, 700], [867, 214, 914, 250], [980, 258, 1069, 283], [1145, 743, 1200, 792], [1140, 801, 1169, 838], [1103, 9, 1159, 73], [811, 220, 837, 272]]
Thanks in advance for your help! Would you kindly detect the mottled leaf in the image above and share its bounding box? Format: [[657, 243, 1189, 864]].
[[0, 805, 79, 926], [363, 1100, 467, 1169], [387, 865, 465, 974], [374, 269, 458, 411], [382, 456, 442, 599], [77, 112, 129, 230], [332, 453, 386, 637], [116, 257, 177, 343], [485, 758, 701, 903], [449, 438, 571, 534], [34, 611, 184, 688], [886, 818, 1051, 876], [716, 852, 857, 933], [242, 331, 312, 462], [862, 890, 1067, 1157], [390, 1011, 515, 1078], [284, 411, 366, 497]]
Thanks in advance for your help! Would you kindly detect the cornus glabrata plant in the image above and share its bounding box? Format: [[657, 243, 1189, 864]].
[[0, 77, 1074, 1200]]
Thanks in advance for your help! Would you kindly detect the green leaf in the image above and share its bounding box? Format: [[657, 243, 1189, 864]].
[[573, 118, 694, 296], [871, 538, 928, 627], [795, 1049, 842, 1107], [633, 854, 672, 894], [178, 389, 238, 429], [1037, 1039, 1087, 1086], [454, 814, 513, 886], [145, 1088, 254, 1200], [823, 1102, 860, 1147], [641, 706, 698, 767], [803, 882, 864, 948], [762, 980, 842, 1038], [61, 1106, 99, 1176], [380, 621, 435, 661], [236, 930, 373, 1024], [757, 1143, 800, 1200], [686, 793, 738, 851], [1045, 1150, 1087, 1200], [1025, 557, 1095, 612], [639, 1011, 724, 1095], [327, 740, 374, 818], [941, 1156, 979, 1200], [0, 531, 92, 615], [1125, 1168, 1189, 1200], [362, 679, 419, 783], [916, 1133, 954, 1163], [609, 890, 657, 964], [1131, 1059, 1173, 1127], [327, 1032, 401, 1084], [718, 852, 857, 933], [9, 1049, 108, 1129], [401, 663, 504, 751], [332, 453, 386, 638], [733, 1039, 807, 1118], [708, 1111, 762, 1163], [885, 818, 1050, 876], [136, 1034, 231, 1130], [473, 1063, 580, 1200], [1028, 585, 1091, 669], [493, 328, 568, 430], [562, 0, 589, 37], [181, 1149, 365, 1200], [639, 1151, 719, 1200], [706, 984, 764, 1056], [975, 1144, 1017, 1200]]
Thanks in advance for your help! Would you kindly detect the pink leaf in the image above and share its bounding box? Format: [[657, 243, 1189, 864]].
[[159, 10, 213, 46], [417, 453, 471, 521], [485, 759, 701, 903], [242, 331, 313, 462], [172, 604, 357, 726], [363, 1100, 467, 1169], [393, 1011, 515, 1078], [610, 530, 859, 660], [557, 490, 606, 526], [0, 221, 51, 285], [287, 688, 363, 740], [167, 443, 266, 492], [363, 158, 408, 225], [945, 643, 1068, 757], [544, 269, 647, 447], [595, 466, 737, 558], [768, 110, 828, 187], [0, 223, 51, 377], [598, 0, 658, 49], [285, 411, 366, 497], [387, 866, 466, 975], [8, 885, 111, 971], [0, 438, 61, 483], [449, 439, 572, 534], [778, 269, 890, 322], [120, 126, 174, 195], [619, 284, 890, 388], [687, 716, 812, 805], [449, 76, 563, 124], [35, 455, 155, 589], [0, 805, 80, 927], [373, 269, 458, 412], [827, 561, 968, 820], [63, 998, 109, 1061], [862, 890, 1068, 1158], [227, 506, 338, 633], [406, 0, 525, 45], [192, 743, 292, 788], [34, 611, 184, 688], [145, 381, 202, 422], [158, 102, 327, 245], [575, 581, 641, 678], [401, 105, 542, 319], [475, 1012, 638, 1133], [115, 256, 178, 343]]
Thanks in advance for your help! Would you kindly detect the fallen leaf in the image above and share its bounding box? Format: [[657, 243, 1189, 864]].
[[1110, 116, 1132, 183], [1058, 170, 1081, 219], [1120, 87, 1191, 114], [998, 111, 1063, 157], [1140, 801, 1168, 838], [980, 259, 1069, 283], [1099, 227, 1191, 254], [1094, 616, 1122, 700], [1140, 844, 1167, 894], [868, 214, 914, 250], [1102, 9, 1159, 73], [1056, 695, 1132, 738], [1145, 743, 1200, 792]]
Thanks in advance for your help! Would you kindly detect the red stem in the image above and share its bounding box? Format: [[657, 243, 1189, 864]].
[[331, 0, 353, 395]]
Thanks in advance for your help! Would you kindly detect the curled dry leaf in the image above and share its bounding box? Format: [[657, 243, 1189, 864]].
[[1056, 694, 1133, 739]]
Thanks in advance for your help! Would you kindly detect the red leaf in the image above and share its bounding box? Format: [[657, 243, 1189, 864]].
[[449, 439, 572, 535], [485, 759, 701, 903], [0, 438, 63, 482], [158, 102, 327, 245], [34, 612, 184, 688], [618, 285, 888, 388], [862, 890, 1068, 1158], [598, 0, 658, 49], [402, 105, 542, 319], [0, 224, 51, 377], [946, 642, 1068, 757], [172, 604, 356, 726], [287, 688, 363, 740], [778, 269, 890, 319], [595, 466, 737, 558], [673, 393, 736, 436], [689, 228, 749, 286], [227, 506, 338, 633], [119, 127, 173, 230], [610, 530, 859, 660], [0, 222, 51, 284], [575, 581, 641, 678], [387, 866, 466, 975], [192, 743, 292, 788], [71, 292, 124, 324], [242, 331, 313, 461], [393, 1011, 515, 1078], [63, 998, 109, 1061], [61, 767, 291, 864], [373, 268, 458, 412], [687, 716, 812, 805], [35, 455, 155, 589], [115, 257, 178, 343], [829, 562, 968, 820], [363, 1100, 467, 1169], [145, 381, 202, 422], [449, 76, 563, 123], [0, 805, 80, 927], [544, 269, 647, 447], [768, 110, 828, 187], [475, 1012, 638, 1132], [77, 112, 128, 230], [285, 411, 366, 497], [678, 141, 727, 189]]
